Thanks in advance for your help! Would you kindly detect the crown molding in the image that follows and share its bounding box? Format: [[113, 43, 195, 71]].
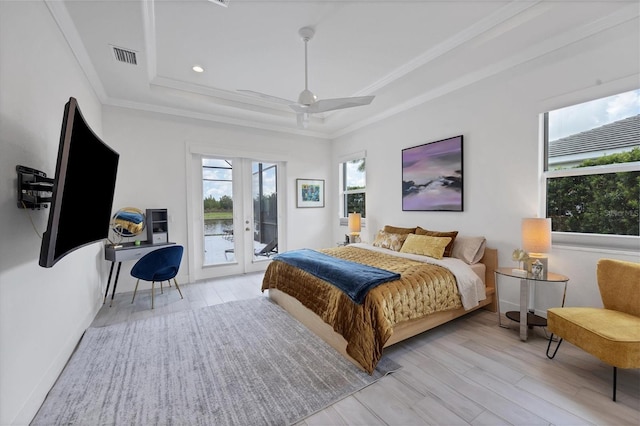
[[45, 0, 108, 102]]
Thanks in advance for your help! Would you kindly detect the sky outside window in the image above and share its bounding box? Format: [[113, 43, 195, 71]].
[[549, 89, 639, 140]]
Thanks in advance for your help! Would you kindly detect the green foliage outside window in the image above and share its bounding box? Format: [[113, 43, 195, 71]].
[[547, 148, 640, 235], [204, 195, 233, 212], [346, 193, 365, 217]]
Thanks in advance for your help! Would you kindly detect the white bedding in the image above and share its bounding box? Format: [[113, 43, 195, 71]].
[[349, 243, 486, 310]]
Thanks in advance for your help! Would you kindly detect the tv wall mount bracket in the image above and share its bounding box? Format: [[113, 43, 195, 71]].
[[16, 165, 53, 209]]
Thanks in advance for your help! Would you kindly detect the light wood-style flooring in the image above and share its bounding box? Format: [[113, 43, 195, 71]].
[[93, 273, 640, 425]]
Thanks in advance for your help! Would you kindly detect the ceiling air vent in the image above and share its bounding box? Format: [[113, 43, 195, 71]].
[[112, 46, 137, 65]]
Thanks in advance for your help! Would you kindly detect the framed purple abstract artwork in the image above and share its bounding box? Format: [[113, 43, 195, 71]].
[[402, 135, 463, 211]]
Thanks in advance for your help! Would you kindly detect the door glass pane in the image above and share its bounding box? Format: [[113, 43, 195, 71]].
[[253, 162, 278, 260], [202, 158, 234, 265]]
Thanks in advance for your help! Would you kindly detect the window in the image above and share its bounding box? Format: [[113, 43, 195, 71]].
[[543, 89, 639, 245], [339, 157, 366, 219]]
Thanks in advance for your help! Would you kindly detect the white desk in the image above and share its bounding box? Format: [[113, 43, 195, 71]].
[[104, 241, 175, 306]]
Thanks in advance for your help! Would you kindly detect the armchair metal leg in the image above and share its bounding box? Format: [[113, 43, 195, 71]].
[[151, 281, 155, 309], [132, 279, 140, 304], [613, 367, 617, 401], [546, 333, 563, 359], [547, 335, 618, 401]]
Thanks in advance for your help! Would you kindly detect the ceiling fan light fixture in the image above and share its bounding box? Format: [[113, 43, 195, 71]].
[[207, 0, 229, 7], [297, 113, 310, 129]]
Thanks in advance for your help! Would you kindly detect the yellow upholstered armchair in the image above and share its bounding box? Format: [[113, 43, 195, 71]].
[[546, 258, 640, 401]]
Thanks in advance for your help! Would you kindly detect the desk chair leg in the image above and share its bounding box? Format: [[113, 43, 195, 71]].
[[173, 278, 184, 299], [132, 279, 140, 304], [160, 281, 164, 294], [546, 333, 563, 359], [151, 281, 155, 309]]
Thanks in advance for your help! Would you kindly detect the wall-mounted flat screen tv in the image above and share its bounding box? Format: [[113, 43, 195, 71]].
[[39, 97, 119, 267]]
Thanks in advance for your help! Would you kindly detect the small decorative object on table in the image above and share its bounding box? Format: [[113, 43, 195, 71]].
[[531, 259, 544, 279], [511, 248, 530, 276]]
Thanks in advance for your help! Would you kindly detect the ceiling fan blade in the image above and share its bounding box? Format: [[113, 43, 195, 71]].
[[290, 96, 375, 114], [240, 29, 375, 125], [237, 89, 296, 106]]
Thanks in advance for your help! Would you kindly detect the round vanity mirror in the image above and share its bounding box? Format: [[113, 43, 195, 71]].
[[111, 207, 145, 240]]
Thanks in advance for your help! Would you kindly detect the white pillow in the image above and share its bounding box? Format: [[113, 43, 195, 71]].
[[451, 236, 486, 264]]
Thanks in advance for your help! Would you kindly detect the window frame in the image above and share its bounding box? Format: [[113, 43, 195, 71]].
[[338, 151, 366, 227], [540, 99, 640, 252]]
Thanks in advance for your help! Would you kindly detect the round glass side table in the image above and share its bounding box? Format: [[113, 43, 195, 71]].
[[495, 268, 569, 341]]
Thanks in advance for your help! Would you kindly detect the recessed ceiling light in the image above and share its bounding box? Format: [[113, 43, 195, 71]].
[[208, 0, 229, 7], [192, 65, 204, 73]]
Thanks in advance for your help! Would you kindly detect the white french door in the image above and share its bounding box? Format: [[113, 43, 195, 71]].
[[187, 152, 284, 281]]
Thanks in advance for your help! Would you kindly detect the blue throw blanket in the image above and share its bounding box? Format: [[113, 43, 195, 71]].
[[273, 249, 401, 304]]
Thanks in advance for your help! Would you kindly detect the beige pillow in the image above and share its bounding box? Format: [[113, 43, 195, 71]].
[[372, 230, 408, 251], [400, 234, 452, 259], [451, 236, 487, 264], [415, 227, 458, 257], [383, 225, 416, 235]]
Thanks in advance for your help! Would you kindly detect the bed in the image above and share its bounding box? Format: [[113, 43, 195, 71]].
[[261, 228, 497, 374]]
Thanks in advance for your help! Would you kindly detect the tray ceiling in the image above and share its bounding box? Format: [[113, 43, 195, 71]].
[[47, 0, 639, 138]]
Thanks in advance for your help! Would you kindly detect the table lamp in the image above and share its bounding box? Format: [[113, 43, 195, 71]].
[[348, 212, 361, 243], [522, 218, 551, 279]]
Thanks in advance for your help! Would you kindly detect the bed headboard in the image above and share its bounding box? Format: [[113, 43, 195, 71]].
[[480, 247, 498, 311]]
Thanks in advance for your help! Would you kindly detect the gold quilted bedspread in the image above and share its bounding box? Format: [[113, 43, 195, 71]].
[[261, 246, 462, 374]]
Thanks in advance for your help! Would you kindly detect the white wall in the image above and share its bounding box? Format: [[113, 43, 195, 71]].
[[1, 3, 333, 423], [101, 106, 332, 293], [1, 2, 638, 424], [0, 2, 108, 424], [332, 16, 640, 314]]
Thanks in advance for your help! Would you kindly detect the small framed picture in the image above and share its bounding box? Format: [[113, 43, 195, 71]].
[[296, 179, 325, 208], [531, 260, 544, 279]]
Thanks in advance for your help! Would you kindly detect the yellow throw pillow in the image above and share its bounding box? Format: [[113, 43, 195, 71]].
[[372, 230, 408, 251], [399, 234, 452, 259], [415, 227, 458, 257]]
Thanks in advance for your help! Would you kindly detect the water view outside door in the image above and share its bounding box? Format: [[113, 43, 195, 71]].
[[202, 158, 277, 265], [202, 158, 234, 265]]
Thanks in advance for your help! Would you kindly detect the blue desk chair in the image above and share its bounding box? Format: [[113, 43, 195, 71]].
[[130, 245, 184, 309]]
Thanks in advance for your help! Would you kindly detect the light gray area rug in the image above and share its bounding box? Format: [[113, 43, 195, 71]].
[[32, 297, 400, 425]]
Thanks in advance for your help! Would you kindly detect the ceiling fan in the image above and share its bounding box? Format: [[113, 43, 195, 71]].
[[238, 27, 375, 128]]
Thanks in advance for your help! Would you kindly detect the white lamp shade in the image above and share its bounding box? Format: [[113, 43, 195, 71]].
[[522, 218, 551, 254], [348, 213, 361, 234]]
